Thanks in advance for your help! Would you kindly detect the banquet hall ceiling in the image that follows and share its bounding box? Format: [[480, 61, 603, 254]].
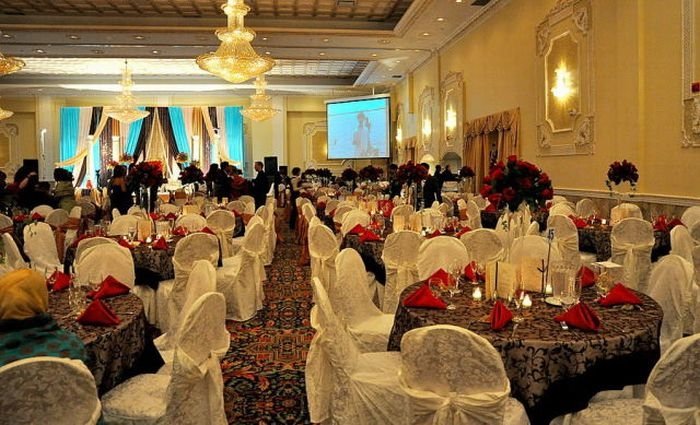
[[0, 0, 500, 96]]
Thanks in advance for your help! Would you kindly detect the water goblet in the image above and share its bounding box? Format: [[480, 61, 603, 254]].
[[512, 288, 525, 324], [445, 277, 458, 311], [127, 226, 137, 242], [450, 260, 463, 294]]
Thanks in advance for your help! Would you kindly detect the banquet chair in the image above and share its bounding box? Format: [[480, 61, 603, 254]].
[[610, 203, 643, 225], [75, 244, 135, 287], [77, 201, 96, 218], [325, 199, 339, 215], [417, 236, 470, 280], [226, 200, 247, 214], [670, 224, 695, 263], [239, 195, 255, 207], [63, 206, 82, 248], [0, 357, 101, 425], [308, 224, 339, 290], [460, 228, 505, 265], [565, 334, 700, 425], [341, 209, 371, 236], [495, 211, 529, 250], [74, 236, 119, 263], [431, 200, 441, 210], [175, 213, 207, 232], [262, 203, 277, 266], [337, 200, 356, 210], [391, 204, 414, 219], [45, 208, 69, 228], [576, 198, 597, 218], [218, 222, 266, 321], [156, 233, 219, 330], [466, 199, 482, 229], [2, 233, 28, 271], [692, 246, 700, 334], [381, 230, 423, 314], [127, 206, 144, 215], [306, 277, 407, 425], [30, 204, 54, 218], [206, 209, 236, 258], [331, 248, 396, 352], [437, 202, 451, 216], [181, 204, 201, 215], [101, 293, 228, 425], [231, 214, 264, 255], [551, 195, 569, 205], [317, 195, 330, 205], [159, 203, 179, 215], [23, 222, 62, 273], [547, 214, 596, 267], [308, 216, 321, 228], [333, 205, 355, 225], [419, 208, 445, 230], [400, 325, 530, 425], [0, 213, 11, 229], [526, 221, 540, 235], [689, 221, 700, 245], [648, 255, 695, 353], [472, 195, 489, 210], [510, 235, 563, 269], [109, 214, 140, 236], [549, 202, 576, 217], [681, 205, 700, 228], [111, 208, 121, 219], [610, 218, 654, 294]]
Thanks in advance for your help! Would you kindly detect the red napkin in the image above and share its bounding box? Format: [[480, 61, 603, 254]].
[[485, 203, 498, 212], [31, 212, 44, 221], [49, 271, 71, 291], [348, 224, 366, 235], [172, 226, 188, 236], [428, 229, 442, 238], [378, 200, 394, 218], [13, 214, 27, 223], [554, 302, 600, 331], [568, 215, 588, 229], [165, 213, 178, 221], [444, 225, 455, 233], [455, 227, 472, 238], [88, 275, 130, 300], [149, 212, 162, 221], [77, 299, 121, 326], [598, 283, 642, 307], [402, 283, 447, 309], [200, 227, 216, 235], [490, 301, 513, 331], [118, 238, 134, 250], [653, 215, 668, 232], [428, 268, 452, 286], [464, 262, 484, 282], [317, 202, 327, 210], [668, 218, 684, 230], [152, 237, 168, 250], [359, 231, 382, 243], [578, 266, 596, 288]]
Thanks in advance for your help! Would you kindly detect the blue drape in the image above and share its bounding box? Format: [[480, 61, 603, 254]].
[[59, 107, 80, 170], [125, 106, 145, 156], [224, 106, 244, 164], [167, 107, 191, 156]]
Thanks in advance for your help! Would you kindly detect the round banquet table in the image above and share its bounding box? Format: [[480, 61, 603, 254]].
[[577, 224, 670, 262], [341, 233, 387, 284], [387, 283, 663, 425], [48, 289, 147, 394]]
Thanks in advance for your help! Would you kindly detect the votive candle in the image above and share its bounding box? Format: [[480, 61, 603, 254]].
[[545, 283, 553, 295], [472, 287, 482, 301], [522, 294, 533, 309]]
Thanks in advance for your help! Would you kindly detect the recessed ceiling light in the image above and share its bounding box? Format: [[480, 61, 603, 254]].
[[322, 38, 330, 42], [35, 49, 45, 54], [262, 37, 268, 41], [134, 35, 145, 40], [92, 49, 104, 54], [319, 52, 326, 56], [151, 49, 160, 54], [395, 60, 401, 63], [422, 32, 431, 36], [379, 39, 390, 44], [437, 17, 445, 22], [67, 34, 80, 40], [456, 0, 463, 2], [2, 34, 13, 39], [414, 49, 421, 52], [265, 51, 271, 55], [371, 53, 378, 57]]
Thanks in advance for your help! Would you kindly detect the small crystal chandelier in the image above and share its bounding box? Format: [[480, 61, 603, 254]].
[[241, 74, 279, 122], [105, 60, 150, 124], [0, 32, 24, 76], [196, 0, 274, 84], [0, 105, 13, 121]]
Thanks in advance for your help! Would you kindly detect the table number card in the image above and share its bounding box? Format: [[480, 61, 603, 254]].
[[486, 261, 517, 300], [520, 256, 545, 292]]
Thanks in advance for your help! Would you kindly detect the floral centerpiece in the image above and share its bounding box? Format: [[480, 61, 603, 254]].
[[358, 165, 383, 182], [128, 161, 164, 188], [179, 163, 204, 185], [119, 153, 134, 164], [175, 152, 189, 164], [605, 159, 638, 194], [459, 165, 475, 178], [341, 168, 358, 183], [480, 155, 553, 212], [315, 168, 334, 180], [302, 168, 316, 180], [106, 160, 119, 169], [396, 161, 428, 184]]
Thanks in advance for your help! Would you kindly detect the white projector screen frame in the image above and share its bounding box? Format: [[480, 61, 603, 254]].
[[325, 94, 391, 160]]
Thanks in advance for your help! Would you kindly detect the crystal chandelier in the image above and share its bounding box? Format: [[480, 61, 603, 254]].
[[0, 39, 24, 76], [196, 0, 274, 84], [241, 74, 279, 122], [105, 60, 150, 124], [0, 106, 13, 121]]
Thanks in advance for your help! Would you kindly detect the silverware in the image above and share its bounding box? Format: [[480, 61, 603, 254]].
[[560, 321, 569, 331], [510, 323, 519, 338]]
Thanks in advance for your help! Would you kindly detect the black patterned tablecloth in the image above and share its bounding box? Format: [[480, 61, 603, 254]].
[[578, 225, 670, 261]]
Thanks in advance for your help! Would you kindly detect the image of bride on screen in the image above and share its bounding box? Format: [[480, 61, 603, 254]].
[[352, 112, 378, 157]]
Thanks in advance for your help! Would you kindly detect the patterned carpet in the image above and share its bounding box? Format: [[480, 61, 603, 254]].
[[222, 224, 313, 424]]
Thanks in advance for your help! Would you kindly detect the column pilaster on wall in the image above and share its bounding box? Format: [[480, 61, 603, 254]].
[[35, 96, 58, 181]]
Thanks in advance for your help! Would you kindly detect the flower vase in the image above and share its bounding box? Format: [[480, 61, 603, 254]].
[[409, 182, 418, 211]]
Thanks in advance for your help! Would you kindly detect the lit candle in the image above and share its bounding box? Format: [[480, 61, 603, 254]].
[[522, 294, 532, 309], [472, 287, 482, 301], [601, 219, 608, 225], [545, 283, 553, 295], [145, 236, 152, 244]]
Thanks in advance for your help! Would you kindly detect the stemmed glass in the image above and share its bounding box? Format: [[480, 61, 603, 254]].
[[444, 277, 458, 311], [450, 260, 463, 294], [512, 287, 525, 324], [559, 275, 580, 311], [127, 226, 137, 243], [68, 269, 86, 317], [472, 261, 484, 286]]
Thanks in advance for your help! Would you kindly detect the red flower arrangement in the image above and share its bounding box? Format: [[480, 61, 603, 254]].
[[396, 161, 428, 185], [315, 168, 334, 180], [106, 160, 119, 169], [358, 165, 384, 182], [459, 165, 475, 178], [605, 160, 638, 192], [119, 153, 134, 164], [179, 164, 204, 185], [128, 161, 164, 188], [341, 168, 359, 182], [480, 155, 553, 212]]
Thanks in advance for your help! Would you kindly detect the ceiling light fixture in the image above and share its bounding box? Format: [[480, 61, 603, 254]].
[[35, 49, 45, 54], [134, 35, 145, 40], [104, 60, 150, 124], [437, 17, 445, 22], [0, 48, 25, 76], [322, 38, 330, 42], [151, 50, 160, 54], [68, 34, 80, 40], [240, 74, 279, 122], [196, 0, 275, 84], [422, 32, 431, 36], [1, 34, 12, 39], [371, 53, 378, 57], [319, 52, 326, 56]]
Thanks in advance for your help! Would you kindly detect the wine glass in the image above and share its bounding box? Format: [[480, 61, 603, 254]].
[[127, 226, 136, 242], [559, 276, 578, 311], [512, 287, 525, 323], [450, 260, 463, 294], [473, 261, 485, 285]]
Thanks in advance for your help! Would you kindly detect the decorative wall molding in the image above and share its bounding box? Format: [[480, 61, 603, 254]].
[[440, 71, 464, 151], [302, 120, 342, 171], [680, 0, 700, 147], [418, 86, 435, 153], [0, 122, 21, 178], [556, 187, 700, 207]]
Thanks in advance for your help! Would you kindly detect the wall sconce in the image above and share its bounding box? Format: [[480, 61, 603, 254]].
[[551, 61, 574, 101], [445, 108, 457, 132], [422, 119, 432, 139], [396, 126, 403, 146]]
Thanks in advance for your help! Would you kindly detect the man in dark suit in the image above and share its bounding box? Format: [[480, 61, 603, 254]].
[[421, 162, 442, 208], [251, 161, 270, 208]]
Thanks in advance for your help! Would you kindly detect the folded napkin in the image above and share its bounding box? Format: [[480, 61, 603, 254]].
[[149, 212, 162, 221], [653, 215, 669, 232], [359, 230, 382, 243], [118, 238, 134, 250], [317, 202, 327, 210], [200, 227, 216, 235], [428, 268, 452, 286], [428, 229, 442, 238], [554, 302, 600, 331], [464, 262, 484, 282], [77, 299, 121, 327], [88, 275, 130, 300], [378, 200, 394, 218], [13, 214, 27, 223], [152, 237, 168, 250], [444, 225, 455, 233], [568, 215, 588, 229], [667, 218, 684, 231], [455, 227, 472, 238], [490, 301, 513, 331], [31, 212, 44, 221], [578, 266, 596, 288], [348, 224, 366, 235], [598, 283, 642, 307], [402, 283, 447, 309], [49, 271, 71, 291], [485, 203, 498, 213], [165, 213, 178, 221], [172, 226, 188, 236]]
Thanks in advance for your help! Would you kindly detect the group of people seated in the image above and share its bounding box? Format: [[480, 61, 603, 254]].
[[0, 167, 76, 213]]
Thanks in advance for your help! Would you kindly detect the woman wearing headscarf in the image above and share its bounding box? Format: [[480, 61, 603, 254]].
[[53, 168, 76, 212], [0, 269, 86, 367]]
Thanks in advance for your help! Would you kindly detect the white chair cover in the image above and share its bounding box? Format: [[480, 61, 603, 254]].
[[420, 208, 445, 229], [331, 248, 395, 352], [610, 203, 643, 225], [308, 216, 321, 228], [526, 221, 540, 236], [417, 236, 470, 280], [63, 206, 82, 248], [75, 244, 135, 287], [262, 204, 276, 266], [30, 204, 54, 217], [547, 214, 581, 267], [181, 204, 200, 216], [689, 222, 700, 245], [460, 228, 505, 265], [108, 215, 140, 236], [400, 325, 529, 425], [75, 236, 119, 263], [648, 255, 695, 353], [382, 231, 423, 314], [549, 202, 576, 217], [670, 225, 695, 263], [0, 357, 101, 425], [576, 198, 596, 218], [308, 224, 339, 292], [102, 293, 228, 425], [306, 277, 407, 425], [45, 209, 69, 228], [175, 213, 207, 232], [692, 246, 700, 334], [111, 208, 121, 219], [681, 205, 700, 228], [239, 194, 255, 206], [551, 195, 568, 205], [472, 195, 488, 210], [317, 195, 330, 205], [391, 204, 414, 219], [0, 213, 12, 229], [23, 222, 61, 272], [610, 218, 654, 293], [333, 205, 355, 226], [2, 233, 28, 270], [341, 210, 371, 236], [466, 200, 482, 229], [206, 210, 236, 259], [158, 203, 179, 215], [226, 200, 247, 214], [77, 201, 96, 218], [510, 235, 563, 268], [326, 199, 340, 215], [128, 206, 144, 215]]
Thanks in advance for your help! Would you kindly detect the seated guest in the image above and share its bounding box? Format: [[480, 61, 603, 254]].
[[109, 165, 132, 215], [0, 269, 87, 367], [205, 163, 219, 198], [230, 167, 249, 199], [53, 168, 76, 212]]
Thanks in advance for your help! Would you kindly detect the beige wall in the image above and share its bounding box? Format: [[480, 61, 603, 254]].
[[395, 0, 698, 199], [1, 97, 38, 166]]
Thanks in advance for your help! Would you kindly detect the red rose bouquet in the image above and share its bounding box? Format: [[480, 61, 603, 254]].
[[459, 165, 475, 178], [396, 161, 428, 185], [179, 164, 204, 185], [358, 165, 384, 182], [129, 161, 164, 188], [315, 168, 334, 180], [605, 160, 638, 192], [480, 155, 553, 212], [341, 168, 359, 182]]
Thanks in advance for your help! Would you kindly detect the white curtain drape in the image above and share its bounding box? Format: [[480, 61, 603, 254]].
[[216, 107, 230, 164]]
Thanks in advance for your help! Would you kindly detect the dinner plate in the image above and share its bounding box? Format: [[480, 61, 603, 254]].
[[544, 296, 562, 306]]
